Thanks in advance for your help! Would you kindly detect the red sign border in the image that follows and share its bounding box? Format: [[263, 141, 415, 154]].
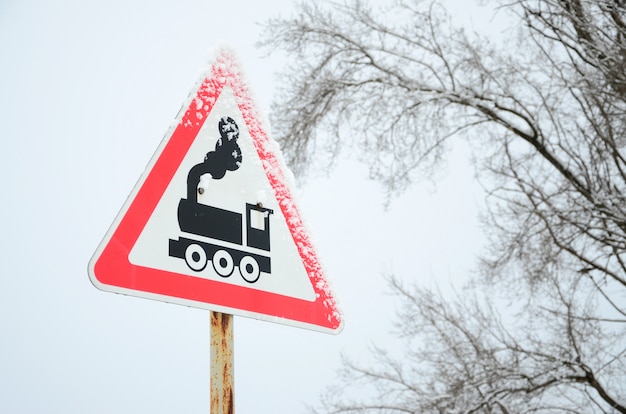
[[88, 48, 342, 333]]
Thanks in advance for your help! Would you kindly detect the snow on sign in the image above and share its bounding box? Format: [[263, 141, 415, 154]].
[[88, 48, 342, 334]]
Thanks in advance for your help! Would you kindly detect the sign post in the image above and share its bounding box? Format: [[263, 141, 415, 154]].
[[210, 312, 234, 413]]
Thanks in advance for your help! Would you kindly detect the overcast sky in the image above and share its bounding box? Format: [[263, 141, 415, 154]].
[[0, 0, 489, 412]]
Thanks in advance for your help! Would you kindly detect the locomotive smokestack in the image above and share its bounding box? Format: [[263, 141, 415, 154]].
[[187, 117, 243, 201]]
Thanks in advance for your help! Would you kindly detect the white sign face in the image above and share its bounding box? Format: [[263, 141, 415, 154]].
[[128, 86, 315, 301], [88, 48, 342, 334]]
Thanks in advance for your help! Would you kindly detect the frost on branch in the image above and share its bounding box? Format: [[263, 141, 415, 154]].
[[262, 0, 626, 412]]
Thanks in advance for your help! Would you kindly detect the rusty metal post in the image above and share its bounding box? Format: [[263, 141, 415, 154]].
[[210, 311, 234, 413]]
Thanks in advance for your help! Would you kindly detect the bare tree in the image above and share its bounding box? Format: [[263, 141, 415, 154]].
[[261, 0, 626, 412]]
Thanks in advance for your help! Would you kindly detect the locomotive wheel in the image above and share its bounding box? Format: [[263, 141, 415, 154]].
[[212, 250, 234, 277], [239, 256, 260, 283], [184, 243, 207, 271]]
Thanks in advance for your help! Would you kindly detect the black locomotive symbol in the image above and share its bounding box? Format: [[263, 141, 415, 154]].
[[168, 116, 273, 283]]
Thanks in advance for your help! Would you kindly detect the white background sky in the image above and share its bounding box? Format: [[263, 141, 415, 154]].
[[0, 0, 494, 412]]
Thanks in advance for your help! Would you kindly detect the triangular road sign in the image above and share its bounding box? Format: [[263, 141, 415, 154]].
[[88, 48, 342, 334]]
